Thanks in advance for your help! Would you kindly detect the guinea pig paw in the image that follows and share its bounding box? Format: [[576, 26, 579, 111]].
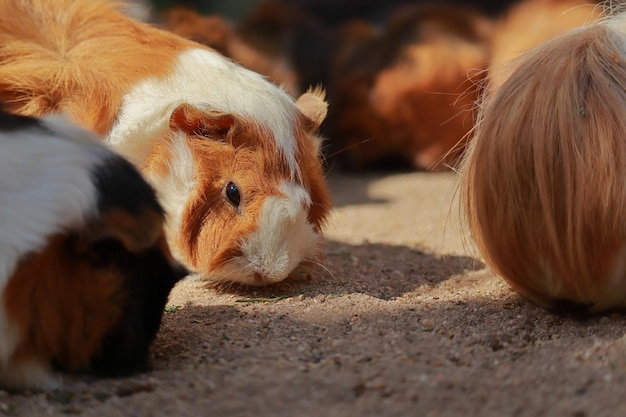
[[0, 359, 60, 391]]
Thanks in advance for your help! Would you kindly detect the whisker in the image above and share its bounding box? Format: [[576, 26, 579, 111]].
[[302, 258, 335, 279], [325, 137, 373, 159]]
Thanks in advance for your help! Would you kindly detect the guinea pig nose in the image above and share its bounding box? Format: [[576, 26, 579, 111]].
[[253, 272, 265, 284]]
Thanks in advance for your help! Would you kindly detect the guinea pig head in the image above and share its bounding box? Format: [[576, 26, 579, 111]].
[[144, 89, 332, 286]]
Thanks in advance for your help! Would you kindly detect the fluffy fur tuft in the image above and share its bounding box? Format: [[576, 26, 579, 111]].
[[459, 11, 626, 311]]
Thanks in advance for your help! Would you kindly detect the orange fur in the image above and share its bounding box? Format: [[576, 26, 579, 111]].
[[147, 89, 330, 284], [150, 120, 281, 271], [488, 0, 600, 90], [326, 5, 492, 171], [6, 234, 125, 371], [6, 230, 181, 378], [0, 0, 195, 134], [460, 17, 626, 311]]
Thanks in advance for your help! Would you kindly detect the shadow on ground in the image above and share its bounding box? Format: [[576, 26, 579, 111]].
[[207, 239, 485, 301]]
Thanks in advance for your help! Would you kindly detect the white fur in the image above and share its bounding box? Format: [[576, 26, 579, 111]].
[[0, 117, 104, 281], [106, 48, 301, 178], [204, 181, 317, 285], [150, 132, 197, 260], [0, 115, 105, 386], [236, 181, 318, 284]]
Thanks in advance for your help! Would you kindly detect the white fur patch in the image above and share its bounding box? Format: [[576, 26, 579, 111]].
[[0, 116, 103, 284], [0, 115, 104, 381], [151, 132, 197, 259], [106, 48, 300, 178], [236, 181, 318, 284]]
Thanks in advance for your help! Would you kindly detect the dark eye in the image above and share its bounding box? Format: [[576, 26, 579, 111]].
[[225, 181, 241, 208]]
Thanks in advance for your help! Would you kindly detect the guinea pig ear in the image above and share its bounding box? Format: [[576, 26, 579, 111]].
[[296, 87, 328, 133], [79, 208, 165, 254], [169, 103, 236, 140]]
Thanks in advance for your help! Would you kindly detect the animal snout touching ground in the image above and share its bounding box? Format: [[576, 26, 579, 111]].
[[199, 179, 322, 286], [239, 186, 320, 285]]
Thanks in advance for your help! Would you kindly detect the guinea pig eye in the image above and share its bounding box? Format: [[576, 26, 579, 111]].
[[225, 181, 241, 208]]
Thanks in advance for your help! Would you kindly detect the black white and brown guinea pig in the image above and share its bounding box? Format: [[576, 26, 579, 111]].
[[0, 110, 186, 390], [0, 0, 333, 287]]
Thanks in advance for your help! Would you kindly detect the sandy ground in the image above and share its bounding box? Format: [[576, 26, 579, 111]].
[[4, 170, 626, 417]]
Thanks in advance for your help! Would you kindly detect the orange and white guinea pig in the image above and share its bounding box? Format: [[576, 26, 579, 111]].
[[460, 11, 626, 311], [0, 0, 332, 286], [0, 110, 185, 390]]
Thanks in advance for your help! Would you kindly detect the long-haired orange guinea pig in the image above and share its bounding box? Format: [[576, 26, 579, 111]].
[[0, 110, 185, 390], [0, 0, 332, 286], [459, 10, 626, 311]]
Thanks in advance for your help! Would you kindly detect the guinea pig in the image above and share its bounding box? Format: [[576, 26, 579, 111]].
[[325, 4, 491, 171], [459, 11, 626, 312], [0, 0, 332, 286], [0, 110, 185, 390]]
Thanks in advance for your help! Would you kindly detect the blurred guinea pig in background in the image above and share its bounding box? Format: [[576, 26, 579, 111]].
[[0, 111, 186, 391], [162, 0, 599, 173], [325, 4, 492, 171], [487, 0, 601, 92], [159, 6, 301, 97], [0, 0, 332, 287]]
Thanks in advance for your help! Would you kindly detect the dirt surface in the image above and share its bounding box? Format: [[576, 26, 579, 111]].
[[4, 171, 626, 417]]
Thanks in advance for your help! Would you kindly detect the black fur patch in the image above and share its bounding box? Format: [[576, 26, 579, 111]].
[[91, 155, 163, 216], [85, 154, 183, 377], [0, 110, 44, 132], [84, 238, 186, 377]]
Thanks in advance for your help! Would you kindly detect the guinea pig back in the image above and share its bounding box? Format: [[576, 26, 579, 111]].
[[460, 14, 626, 311], [0, 111, 184, 390]]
